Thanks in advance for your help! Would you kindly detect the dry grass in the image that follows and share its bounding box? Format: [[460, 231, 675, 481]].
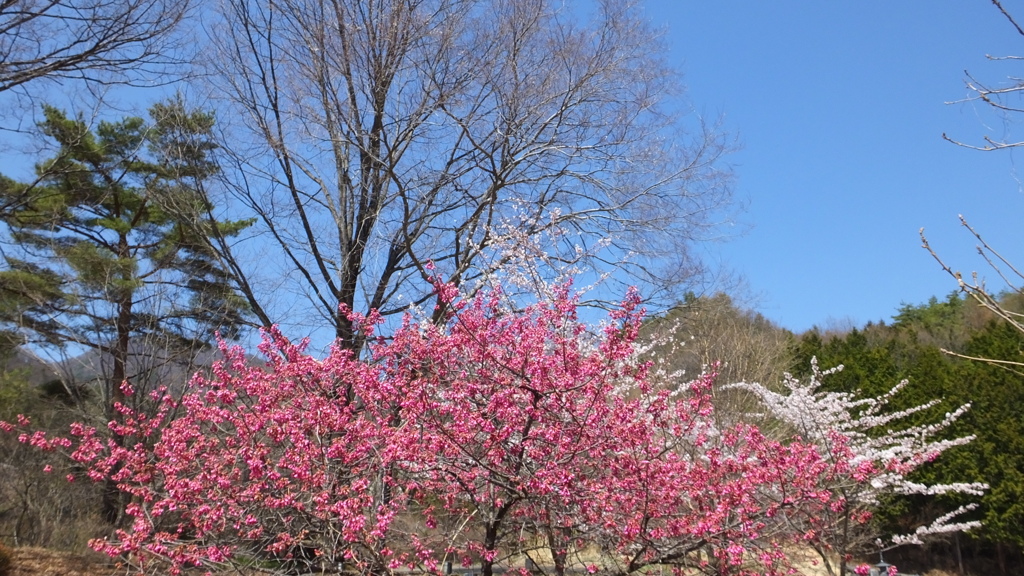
[[1, 546, 968, 576], [8, 546, 114, 576]]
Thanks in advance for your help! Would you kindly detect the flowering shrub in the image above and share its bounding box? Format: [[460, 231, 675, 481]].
[[729, 360, 986, 576], [0, 282, 977, 576]]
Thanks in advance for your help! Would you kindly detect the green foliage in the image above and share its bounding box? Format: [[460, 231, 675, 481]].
[[792, 293, 1024, 555], [0, 98, 259, 527], [0, 370, 30, 420], [892, 292, 998, 352], [951, 321, 1024, 547], [0, 98, 252, 364], [894, 293, 966, 334]]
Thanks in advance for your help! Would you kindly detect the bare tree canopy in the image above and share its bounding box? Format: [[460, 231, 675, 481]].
[[0, 0, 190, 95], [205, 0, 734, 349], [928, 1, 1024, 362], [942, 0, 1024, 150], [922, 217, 1024, 362]]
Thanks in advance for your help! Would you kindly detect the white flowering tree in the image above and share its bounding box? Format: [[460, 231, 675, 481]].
[[729, 359, 987, 576]]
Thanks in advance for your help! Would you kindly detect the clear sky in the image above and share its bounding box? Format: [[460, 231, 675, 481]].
[[644, 1, 1024, 332], [5, 1, 1024, 341]]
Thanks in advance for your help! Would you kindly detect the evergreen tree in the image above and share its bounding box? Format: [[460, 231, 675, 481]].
[[0, 99, 252, 523], [792, 295, 1024, 572], [957, 322, 1024, 550]]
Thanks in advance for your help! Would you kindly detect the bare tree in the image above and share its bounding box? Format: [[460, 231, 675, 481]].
[[921, 218, 1024, 369], [203, 0, 734, 350], [641, 292, 793, 425], [0, 0, 190, 96], [942, 0, 1024, 150], [926, 1, 1024, 363]]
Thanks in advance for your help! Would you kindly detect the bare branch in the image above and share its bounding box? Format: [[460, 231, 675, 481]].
[[939, 348, 1024, 376], [203, 0, 735, 349], [942, 132, 1024, 151], [921, 221, 1024, 348], [0, 0, 192, 96], [992, 0, 1024, 37]]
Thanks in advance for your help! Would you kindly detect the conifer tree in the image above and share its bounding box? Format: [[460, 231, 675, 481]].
[[0, 99, 252, 523]]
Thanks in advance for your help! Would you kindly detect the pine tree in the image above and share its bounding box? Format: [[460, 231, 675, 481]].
[[0, 98, 252, 523]]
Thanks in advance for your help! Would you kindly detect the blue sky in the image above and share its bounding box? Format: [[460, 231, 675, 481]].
[[4, 1, 1023, 340], [644, 1, 1024, 332]]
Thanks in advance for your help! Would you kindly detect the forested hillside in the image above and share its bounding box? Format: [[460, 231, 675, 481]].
[[790, 293, 1024, 574]]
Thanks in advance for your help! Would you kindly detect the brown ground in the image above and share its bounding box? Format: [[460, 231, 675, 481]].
[[9, 546, 117, 576], [4, 546, 963, 576]]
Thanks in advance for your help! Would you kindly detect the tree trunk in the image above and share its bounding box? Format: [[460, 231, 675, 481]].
[[546, 525, 569, 576], [102, 235, 134, 526], [481, 523, 498, 576], [955, 531, 964, 576], [998, 541, 1007, 576]]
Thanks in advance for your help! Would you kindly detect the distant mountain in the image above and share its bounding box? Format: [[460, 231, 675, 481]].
[[1, 347, 62, 386], [60, 343, 222, 393], [2, 341, 264, 398]]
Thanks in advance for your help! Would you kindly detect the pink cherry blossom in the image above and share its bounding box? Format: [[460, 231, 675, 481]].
[[0, 280, 973, 576]]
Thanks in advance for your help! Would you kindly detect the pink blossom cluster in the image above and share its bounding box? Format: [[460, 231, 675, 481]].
[[2, 284, 879, 576]]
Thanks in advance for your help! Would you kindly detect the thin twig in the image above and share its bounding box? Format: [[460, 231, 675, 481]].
[[992, 0, 1024, 37], [941, 348, 1024, 378]]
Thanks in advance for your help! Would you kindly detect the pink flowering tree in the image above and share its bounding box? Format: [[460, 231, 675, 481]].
[[728, 359, 988, 576], [383, 286, 846, 576], [2, 281, 876, 576]]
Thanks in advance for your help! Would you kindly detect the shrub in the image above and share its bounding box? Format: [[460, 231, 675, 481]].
[[0, 541, 14, 576]]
